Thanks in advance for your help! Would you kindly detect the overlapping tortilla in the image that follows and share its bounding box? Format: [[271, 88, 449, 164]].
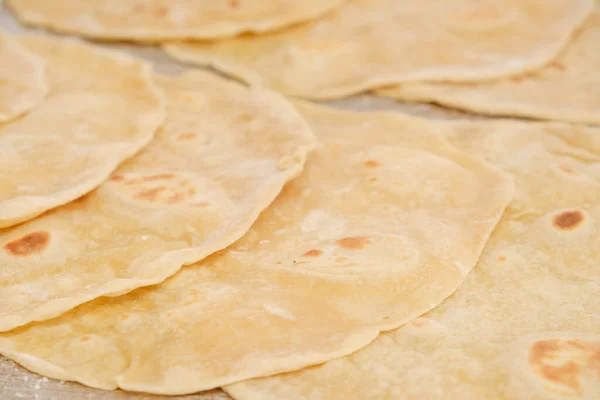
[[0, 103, 512, 394], [227, 117, 600, 400], [5, 0, 347, 41], [0, 36, 164, 228], [377, 4, 600, 125], [165, 0, 593, 99], [0, 70, 315, 332], [0, 31, 47, 122]]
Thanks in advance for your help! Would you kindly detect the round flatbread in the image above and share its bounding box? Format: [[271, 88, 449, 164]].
[[0, 70, 315, 332], [0, 103, 512, 394], [165, 0, 593, 99], [377, 5, 600, 125], [227, 116, 600, 400], [5, 0, 347, 41], [0, 31, 47, 122], [0, 36, 164, 229]]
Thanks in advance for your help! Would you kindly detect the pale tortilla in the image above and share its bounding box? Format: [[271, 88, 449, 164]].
[[165, 0, 593, 99], [377, 4, 600, 126], [5, 0, 346, 41], [227, 117, 600, 400], [0, 103, 512, 394], [0, 70, 315, 332], [0, 31, 47, 122], [0, 36, 164, 229]]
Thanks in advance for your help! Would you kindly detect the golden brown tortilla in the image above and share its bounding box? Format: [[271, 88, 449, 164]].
[[0, 36, 164, 229], [165, 0, 593, 99], [377, 4, 600, 125], [0, 103, 512, 394], [0, 31, 47, 122], [226, 116, 600, 400], [5, 0, 347, 41], [0, 70, 315, 332]]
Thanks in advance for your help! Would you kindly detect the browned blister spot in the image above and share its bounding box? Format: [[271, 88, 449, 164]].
[[550, 61, 566, 71], [498, 256, 506, 261], [134, 186, 166, 201], [302, 249, 323, 257], [560, 164, 577, 175], [229, 0, 240, 8], [364, 160, 381, 168], [155, 6, 168, 16], [80, 336, 91, 342], [120, 314, 129, 321], [552, 210, 584, 231], [368, 177, 378, 182], [411, 319, 426, 327], [4, 231, 51, 256], [510, 76, 525, 83], [336, 236, 372, 250], [528, 339, 600, 397], [178, 133, 197, 141], [168, 193, 186, 204], [110, 174, 125, 182]]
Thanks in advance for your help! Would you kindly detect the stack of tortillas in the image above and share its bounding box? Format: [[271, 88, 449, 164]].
[[0, 1, 599, 399]]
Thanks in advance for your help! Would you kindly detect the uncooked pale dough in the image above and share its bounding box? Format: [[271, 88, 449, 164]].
[[0, 32, 47, 122], [0, 103, 512, 394], [377, 4, 600, 125], [227, 117, 600, 400], [165, 0, 593, 99], [5, 0, 347, 41], [0, 36, 164, 229], [0, 70, 315, 332]]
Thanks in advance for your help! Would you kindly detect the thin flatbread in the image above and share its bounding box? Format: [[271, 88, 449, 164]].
[[0, 103, 512, 394], [0, 36, 164, 229], [165, 0, 593, 99], [227, 118, 600, 400], [0, 32, 47, 122], [5, 0, 347, 41], [377, 4, 600, 126], [0, 70, 315, 332]]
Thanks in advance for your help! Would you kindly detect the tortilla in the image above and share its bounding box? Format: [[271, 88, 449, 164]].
[[5, 0, 346, 42], [377, 4, 600, 126], [165, 0, 593, 99], [0, 103, 512, 394], [227, 117, 600, 400], [0, 32, 47, 122], [0, 70, 315, 333], [0, 36, 164, 229]]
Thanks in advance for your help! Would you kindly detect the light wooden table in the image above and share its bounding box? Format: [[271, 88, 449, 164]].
[[0, 4, 481, 399]]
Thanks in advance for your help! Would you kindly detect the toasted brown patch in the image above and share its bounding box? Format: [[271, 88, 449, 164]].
[[80, 336, 91, 342], [302, 249, 323, 257], [368, 177, 378, 182], [560, 164, 577, 175], [193, 201, 210, 208], [510, 76, 524, 83], [550, 61, 566, 71], [127, 173, 176, 185], [237, 112, 252, 122], [4, 231, 51, 256], [364, 160, 381, 168], [134, 186, 166, 201], [336, 236, 372, 250], [155, 6, 168, 16], [552, 210, 584, 231], [229, 0, 240, 7], [498, 256, 506, 261], [168, 193, 186, 204], [411, 319, 426, 327], [110, 174, 125, 182], [119, 314, 129, 321], [528, 339, 600, 396], [178, 133, 197, 141]]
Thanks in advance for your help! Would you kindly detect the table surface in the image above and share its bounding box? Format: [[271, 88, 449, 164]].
[[0, 3, 485, 400]]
